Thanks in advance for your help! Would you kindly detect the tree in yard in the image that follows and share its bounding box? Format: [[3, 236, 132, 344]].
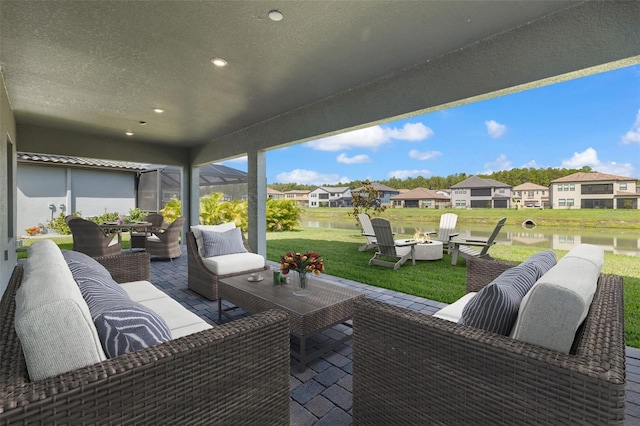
[[348, 180, 387, 227]]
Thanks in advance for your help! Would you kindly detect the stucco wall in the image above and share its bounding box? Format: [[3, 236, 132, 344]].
[[0, 73, 18, 295], [17, 164, 137, 235]]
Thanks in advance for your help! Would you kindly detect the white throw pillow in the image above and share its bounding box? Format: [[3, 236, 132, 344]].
[[190, 222, 236, 257]]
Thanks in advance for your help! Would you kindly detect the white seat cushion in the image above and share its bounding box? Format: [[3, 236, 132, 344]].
[[14, 240, 106, 381], [510, 245, 603, 353], [432, 292, 477, 323], [120, 281, 212, 339], [201, 252, 265, 275]]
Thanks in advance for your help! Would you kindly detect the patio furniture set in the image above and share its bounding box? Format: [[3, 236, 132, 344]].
[[66, 214, 186, 260], [360, 212, 507, 269], [0, 218, 626, 424]]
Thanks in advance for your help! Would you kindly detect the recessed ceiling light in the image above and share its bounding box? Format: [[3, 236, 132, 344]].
[[125, 131, 134, 136], [153, 108, 165, 113], [211, 57, 228, 67], [139, 121, 147, 125], [268, 10, 283, 21]]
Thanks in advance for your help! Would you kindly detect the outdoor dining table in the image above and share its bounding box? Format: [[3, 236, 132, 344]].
[[99, 221, 153, 252]]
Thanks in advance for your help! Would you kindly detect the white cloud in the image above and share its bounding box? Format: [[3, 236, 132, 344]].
[[621, 109, 640, 144], [522, 160, 544, 168], [306, 122, 434, 151], [220, 156, 247, 164], [561, 147, 635, 176], [485, 120, 507, 138], [482, 154, 512, 174], [275, 169, 349, 185], [336, 153, 372, 164], [408, 149, 442, 161], [386, 122, 434, 141], [388, 169, 432, 179]]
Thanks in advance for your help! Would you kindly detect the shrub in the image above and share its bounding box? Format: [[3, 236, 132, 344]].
[[47, 212, 81, 235], [161, 196, 182, 223], [266, 198, 302, 232]]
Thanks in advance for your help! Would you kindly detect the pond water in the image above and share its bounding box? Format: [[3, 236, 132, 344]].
[[301, 219, 640, 257]]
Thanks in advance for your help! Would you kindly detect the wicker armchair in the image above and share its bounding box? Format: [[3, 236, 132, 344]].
[[131, 213, 165, 250], [353, 258, 626, 425], [67, 217, 122, 257], [186, 231, 269, 300], [0, 252, 291, 424], [145, 216, 185, 259]]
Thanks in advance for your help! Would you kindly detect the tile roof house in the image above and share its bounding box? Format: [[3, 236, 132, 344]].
[[351, 183, 400, 207], [512, 182, 549, 208], [450, 176, 512, 209], [390, 187, 450, 208], [266, 188, 285, 199], [283, 189, 310, 206], [550, 172, 639, 209], [308, 186, 352, 208]]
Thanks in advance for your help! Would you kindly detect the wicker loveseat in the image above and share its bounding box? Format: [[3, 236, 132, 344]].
[[0, 246, 290, 424], [353, 256, 626, 425]]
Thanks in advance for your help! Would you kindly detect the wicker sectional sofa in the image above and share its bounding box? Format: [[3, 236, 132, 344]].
[[353, 245, 626, 425], [0, 240, 290, 425]]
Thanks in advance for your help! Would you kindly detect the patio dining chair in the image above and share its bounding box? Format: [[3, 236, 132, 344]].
[[369, 218, 417, 270], [67, 217, 122, 257], [450, 217, 506, 265], [131, 213, 165, 250], [145, 216, 186, 260]]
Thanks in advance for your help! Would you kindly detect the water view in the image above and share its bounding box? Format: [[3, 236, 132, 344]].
[[301, 219, 640, 257]]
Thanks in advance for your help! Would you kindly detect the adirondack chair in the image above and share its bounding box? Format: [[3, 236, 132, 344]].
[[426, 213, 459, 253], [357, 213, 378, 251], [369, 218, 417, 270], [450, 217, 506, 265]]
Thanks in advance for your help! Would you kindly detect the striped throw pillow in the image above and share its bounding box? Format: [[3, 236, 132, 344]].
[[460, 262, 540, 335], [201, 227, 247, 257], [63, 250, 171, 357]]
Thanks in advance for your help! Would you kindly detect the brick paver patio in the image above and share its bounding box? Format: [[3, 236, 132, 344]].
[[149, 246, 640, 425]]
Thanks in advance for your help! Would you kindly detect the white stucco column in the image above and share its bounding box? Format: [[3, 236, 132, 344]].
[[247, 150, 267, 256]]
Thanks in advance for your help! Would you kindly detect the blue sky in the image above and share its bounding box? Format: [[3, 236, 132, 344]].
[[222, 64, 640, 185]]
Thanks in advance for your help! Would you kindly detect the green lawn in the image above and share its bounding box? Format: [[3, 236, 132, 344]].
[[266, 226, 640, 348]]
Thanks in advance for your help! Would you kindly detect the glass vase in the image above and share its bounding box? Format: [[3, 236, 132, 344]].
[[293, 271, 311, 296]]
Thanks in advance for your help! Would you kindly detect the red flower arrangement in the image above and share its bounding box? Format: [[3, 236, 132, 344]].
[[280, 252, 325, 276]]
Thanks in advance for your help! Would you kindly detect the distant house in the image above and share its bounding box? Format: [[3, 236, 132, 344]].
[[267, 188, 285, 199], [308, 186, 352, 207], [284, 189, 310, 206], [512, 182, 549, 208], [351, 183, 400, 207], [17, 152, 146, 236], [450, 175, 512, 208], [549, 172, 639, 209], [390, 187, 450, 208]]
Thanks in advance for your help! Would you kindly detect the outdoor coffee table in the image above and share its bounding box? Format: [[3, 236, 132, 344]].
[[218, 272, 364, 372]]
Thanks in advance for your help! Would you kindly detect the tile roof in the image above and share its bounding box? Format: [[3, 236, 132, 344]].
[[17, 152, 147, 171], [615, 191, 639, 197], [390, 187, 449, 200], [513, 182, 548, 191], [551, 172, 636, 183], [450, 175, 510, 188]]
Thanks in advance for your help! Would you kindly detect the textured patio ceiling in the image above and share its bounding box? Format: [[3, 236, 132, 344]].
[[1, 1, 638, 166]]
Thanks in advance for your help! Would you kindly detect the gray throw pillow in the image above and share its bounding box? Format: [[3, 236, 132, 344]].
[[460, 262, 540, 335], [201, 227, 248, 257]]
